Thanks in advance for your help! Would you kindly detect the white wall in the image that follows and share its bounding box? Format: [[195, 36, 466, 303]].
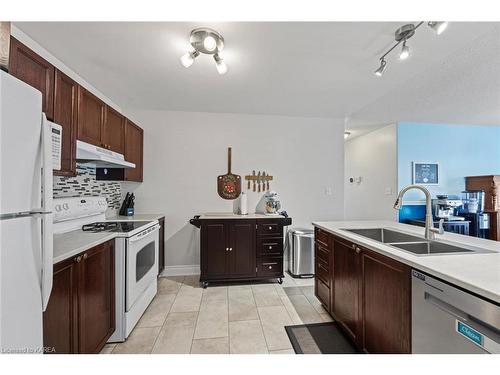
[[123, 110, 345, 272], [344, 124, 398, 221]]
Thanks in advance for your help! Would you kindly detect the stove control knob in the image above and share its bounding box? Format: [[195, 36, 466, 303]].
[[55, 205, 61, 212], [63, 203, 69, 210]]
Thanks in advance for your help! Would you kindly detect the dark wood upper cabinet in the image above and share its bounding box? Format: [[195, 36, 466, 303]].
[[9, 36, 55, 120], [228, 221, 256, 277], [103, 106, 125, 154], [124, 119, 144, 182], [77, 86, 105, 147], [43, 240, 115, 354], [77, 240, 115, 354], [332, 237, 360, 345], [360, 249, 411, 354], [53, 69, 78, 177]]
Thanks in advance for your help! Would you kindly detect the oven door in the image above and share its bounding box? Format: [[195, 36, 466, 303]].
[[126, 224, 159, 311]]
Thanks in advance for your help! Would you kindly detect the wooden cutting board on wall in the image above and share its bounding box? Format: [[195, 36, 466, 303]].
[[217, 147, 241, 200]]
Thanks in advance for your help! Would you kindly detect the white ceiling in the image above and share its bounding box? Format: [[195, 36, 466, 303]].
[[15, 22, 500, 130]]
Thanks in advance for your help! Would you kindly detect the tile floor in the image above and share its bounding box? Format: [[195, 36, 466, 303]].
[[101, 274, 332, 354]]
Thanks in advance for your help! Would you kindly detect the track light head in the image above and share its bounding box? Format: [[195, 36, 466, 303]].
[[399, 41, 410, 60], [214, 54, 228, 75], [374, 59, 387, 77], [180, 50, 200, 68], [428, 21, 448, 35]]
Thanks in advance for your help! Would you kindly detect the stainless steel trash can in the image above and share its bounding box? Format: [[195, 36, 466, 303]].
[[287, 228, 314, 278]]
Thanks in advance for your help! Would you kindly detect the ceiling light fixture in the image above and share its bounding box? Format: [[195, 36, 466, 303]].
[[180, 28, 227, 74], [374, 21, 449, 77]]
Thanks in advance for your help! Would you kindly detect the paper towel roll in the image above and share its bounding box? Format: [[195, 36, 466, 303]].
[[239, 192, 248, 215]]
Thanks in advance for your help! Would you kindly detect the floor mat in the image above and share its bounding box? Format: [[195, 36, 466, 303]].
[[285, 322, 359, 354]]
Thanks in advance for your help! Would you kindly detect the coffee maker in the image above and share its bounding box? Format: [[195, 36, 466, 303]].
[[432, 195, 464, 221], [457, 190, 490, 238]]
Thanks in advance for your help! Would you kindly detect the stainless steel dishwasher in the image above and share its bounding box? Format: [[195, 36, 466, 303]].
[[412, 269, 500, 353]]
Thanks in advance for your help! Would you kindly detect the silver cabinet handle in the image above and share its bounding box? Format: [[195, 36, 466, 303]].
[[83, 253, 88, 260], [268, 226, 272, 230], [355, 247, 361, 254], [229, 248, 233, 251], [75, 255, 82, 263], [351, 244, 356, 249], [226, 247, 229, 251]]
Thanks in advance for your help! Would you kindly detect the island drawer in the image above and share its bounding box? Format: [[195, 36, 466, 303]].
[[257, 220, 283, 237], [257, 257, 283, 277], [315, 277, 330, 310], [315, 261, 330, 286], [315, 243, 330, 265], [257, 237, 283, 256], [315, 227, 330, 249]]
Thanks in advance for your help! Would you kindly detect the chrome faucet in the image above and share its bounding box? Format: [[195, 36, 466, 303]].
[[394, 184, 444, 240]]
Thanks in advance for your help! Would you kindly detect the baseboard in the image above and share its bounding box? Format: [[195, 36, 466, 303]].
[[162, 264, 201, 277]]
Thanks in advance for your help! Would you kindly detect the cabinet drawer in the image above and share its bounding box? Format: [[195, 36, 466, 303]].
[[257, 221, 283, 236], [315, 260, 330, 286], [257, 237, 283, 256], [315, 277, 331, 310], [257, 257, 283, 277], [315, 244, 330, 265], [315, 227, 330, 249]]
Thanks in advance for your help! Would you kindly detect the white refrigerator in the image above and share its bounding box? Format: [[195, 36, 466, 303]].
[[0, 70, 54, 353]]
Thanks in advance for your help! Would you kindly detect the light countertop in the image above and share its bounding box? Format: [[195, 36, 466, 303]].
[[106, 213, 165, 221], [198, 212, 285, 220], [53, 213, 164, 264], [53, 230, 117, 264], [312, 220, 500, 303]]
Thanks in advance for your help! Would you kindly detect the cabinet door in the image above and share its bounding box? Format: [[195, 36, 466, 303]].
[[361, 249, 411, 353], [78, 240, 115, 354], [228, 220, 256, 277], [43, 257, 79, 354], [124, 119, 144, 182], [77, 86, 105, 147], [201, 222, 228, 278], [332, 238, 360, 344], [158, 217, 165, 276], [102, 106, 125, 153], [53, 69, 78, 176], [9, 36, 55, 119]]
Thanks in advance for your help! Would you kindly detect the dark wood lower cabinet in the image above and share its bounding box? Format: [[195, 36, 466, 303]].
[[314, 228, 412, 354], [158, 217, 165, 276], [43, 240, 115, 354], [199, 218, 291, 285], [331, 237, 360, 345], [361, 249, 411, 354]]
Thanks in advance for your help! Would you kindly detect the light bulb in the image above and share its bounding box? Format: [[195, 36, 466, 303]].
[[214, 54, 228, 75], [180, 50, 199, 68], [180, 52, 194, 68], [399, 42, 410, 60], [216, 60, 228, 75], [203, 36, 217, 51], [428, 21, 448, 35], [374, 59, 387, 76]]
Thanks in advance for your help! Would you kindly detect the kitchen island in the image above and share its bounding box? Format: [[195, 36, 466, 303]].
[[191, 213, 292, 287], [312, 220, 500, 354]]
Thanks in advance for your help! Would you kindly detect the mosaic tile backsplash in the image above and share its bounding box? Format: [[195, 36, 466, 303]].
[[53, 164, 122, 209]]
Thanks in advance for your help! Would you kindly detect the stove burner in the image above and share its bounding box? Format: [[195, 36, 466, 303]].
[[82, 222, 118, 233], [81, 221, 152, 233]]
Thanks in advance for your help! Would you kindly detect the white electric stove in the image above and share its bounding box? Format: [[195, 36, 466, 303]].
[[53, 196, 159, 342]]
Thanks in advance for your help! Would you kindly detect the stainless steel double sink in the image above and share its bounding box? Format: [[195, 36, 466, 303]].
[[343, 228, 493, 256]]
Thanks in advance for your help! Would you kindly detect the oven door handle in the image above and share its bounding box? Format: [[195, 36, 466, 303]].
[[129, 224, 160, 243]]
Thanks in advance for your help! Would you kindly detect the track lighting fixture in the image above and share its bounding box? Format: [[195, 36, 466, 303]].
[[180, 28, 228, 75], [374, 22, 449, 77]]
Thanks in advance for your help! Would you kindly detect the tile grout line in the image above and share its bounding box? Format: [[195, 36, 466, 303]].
[[251, 286, 271, 354]]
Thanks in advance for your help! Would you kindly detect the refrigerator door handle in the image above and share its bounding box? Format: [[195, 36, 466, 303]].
[[41, 114, 54, 311]]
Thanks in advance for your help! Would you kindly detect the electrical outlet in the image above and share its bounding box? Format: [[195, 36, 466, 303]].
[[325, 187, 333, 196]]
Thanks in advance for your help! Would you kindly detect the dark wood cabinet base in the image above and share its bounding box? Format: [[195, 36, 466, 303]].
[[198, 217, 291, 287]]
